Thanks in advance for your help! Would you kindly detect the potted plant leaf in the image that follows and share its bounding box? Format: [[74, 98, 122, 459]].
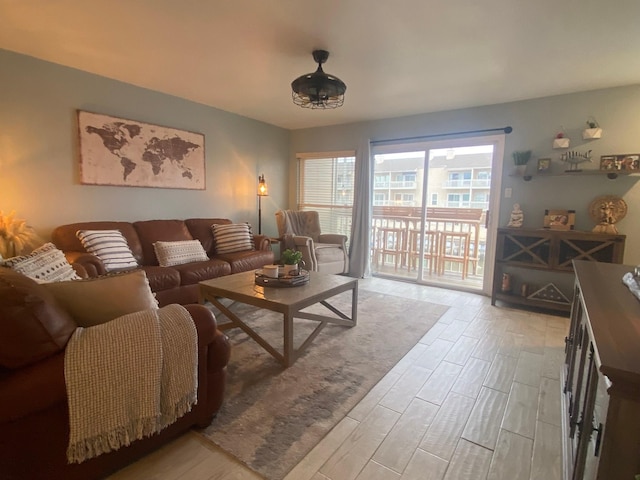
[[512, 150, 532, 176], [281, 248, 303, 276]]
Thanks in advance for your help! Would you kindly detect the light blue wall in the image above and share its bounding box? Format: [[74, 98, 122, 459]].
[[290, 86, 640, 264], [0, 49, 290, 240]]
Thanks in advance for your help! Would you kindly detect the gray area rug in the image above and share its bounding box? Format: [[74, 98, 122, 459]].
[[200, 288, 447, 480]]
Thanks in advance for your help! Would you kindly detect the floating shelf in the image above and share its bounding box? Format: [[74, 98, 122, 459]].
[[510, 170, 640, 181]]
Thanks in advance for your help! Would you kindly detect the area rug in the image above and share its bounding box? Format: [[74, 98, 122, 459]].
[[199, 288, 448, 480]]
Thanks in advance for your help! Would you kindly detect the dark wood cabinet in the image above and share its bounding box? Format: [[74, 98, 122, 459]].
[[562, 261, 640, 480], [492, 228, 625, 314]]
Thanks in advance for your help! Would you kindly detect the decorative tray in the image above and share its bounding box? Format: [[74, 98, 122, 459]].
[[255, 269, 310, 288]]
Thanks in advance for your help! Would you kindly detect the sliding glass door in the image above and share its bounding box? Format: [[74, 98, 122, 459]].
[[370, 135, 504, 294]]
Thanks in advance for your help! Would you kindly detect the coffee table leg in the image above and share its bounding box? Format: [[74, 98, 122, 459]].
[[283, 312, 294, 367]]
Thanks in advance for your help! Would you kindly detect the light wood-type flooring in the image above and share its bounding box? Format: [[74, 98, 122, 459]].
[[109, 277, 569, 480]]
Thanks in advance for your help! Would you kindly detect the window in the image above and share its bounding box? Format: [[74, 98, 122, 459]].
[[430, 193, 438, 206], [298, 152, 355, 239]]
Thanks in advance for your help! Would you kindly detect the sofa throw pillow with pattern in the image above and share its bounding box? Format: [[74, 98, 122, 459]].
[[2, 242, 81, 283], [153, 240, 209, 267], [76, 229, 138, 272], [211, 223, 254, 254]]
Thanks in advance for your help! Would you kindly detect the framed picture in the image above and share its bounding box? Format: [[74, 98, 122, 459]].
[[78, 110, 205, 189], [537, 158, 551, 173], [544, 209, 575, 230], [600, 154, 640, 172]]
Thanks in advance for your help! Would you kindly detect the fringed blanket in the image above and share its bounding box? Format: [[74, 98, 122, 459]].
[[64, 304, 198, 464]]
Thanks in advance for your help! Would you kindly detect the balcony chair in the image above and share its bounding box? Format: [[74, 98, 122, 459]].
[[275, 210, 348, 274]]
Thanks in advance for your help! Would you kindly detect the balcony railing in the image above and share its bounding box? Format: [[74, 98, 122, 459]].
[[442, 179, 491, 188], [374, 180, 417, 189]]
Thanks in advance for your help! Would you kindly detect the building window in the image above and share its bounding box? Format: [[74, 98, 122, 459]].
[[431, 193, 438, 206]]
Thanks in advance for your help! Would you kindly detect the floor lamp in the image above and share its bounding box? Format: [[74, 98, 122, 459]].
[[257, 174, 268, 234]]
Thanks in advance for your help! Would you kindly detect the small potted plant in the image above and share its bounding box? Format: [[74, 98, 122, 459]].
[[512, 150, 531, 176], [553, 130, 570, 149], [582, 118, 602, 139], [281, 248, 303, 276]]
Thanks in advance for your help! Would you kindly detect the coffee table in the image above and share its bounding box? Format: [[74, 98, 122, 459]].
[[199, 271, 358, 367]]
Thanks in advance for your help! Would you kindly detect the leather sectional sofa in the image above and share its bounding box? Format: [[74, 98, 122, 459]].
[[52, 218, 275, 306], [0, 267, 231, 480]]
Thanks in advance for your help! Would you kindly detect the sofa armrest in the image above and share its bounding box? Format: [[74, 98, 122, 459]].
[[253, 234, 271, 251], [64, 251, 106, 277], [318, 234, 348, 248], [0, 352, 67, 423], [184, 304, 230, 371]]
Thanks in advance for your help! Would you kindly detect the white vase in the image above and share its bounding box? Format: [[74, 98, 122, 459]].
[[282, 264, 299, 276], [513, 164, 527, 176]]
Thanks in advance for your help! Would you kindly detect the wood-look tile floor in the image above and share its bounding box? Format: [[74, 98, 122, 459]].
[[109, 277, 569, 480]]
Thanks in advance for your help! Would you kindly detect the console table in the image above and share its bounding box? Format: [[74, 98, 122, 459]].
[[562, 261, 640, 479]]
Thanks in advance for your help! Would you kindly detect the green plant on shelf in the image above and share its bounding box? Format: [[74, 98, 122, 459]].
[[281, 248, 303, 265], [512, 150, 532, 165]]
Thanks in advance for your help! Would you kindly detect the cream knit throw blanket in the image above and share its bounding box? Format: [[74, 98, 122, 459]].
[[64, 304, 198, 464]]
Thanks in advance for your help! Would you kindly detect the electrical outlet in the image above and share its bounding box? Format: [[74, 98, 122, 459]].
[[505, 187, 512, 198]]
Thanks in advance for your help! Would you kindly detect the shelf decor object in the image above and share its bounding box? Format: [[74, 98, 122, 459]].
[[588, 195, 627, 234], [582, 117, 602, 139], [553, 127, 570, 149], [561, 149, 592, 172], [527, 282, 570, 305], [544, 209, 576, 230], [599, 153, 640, 172]]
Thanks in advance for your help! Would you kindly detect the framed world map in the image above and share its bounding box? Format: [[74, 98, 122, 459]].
[[78, 110, 205, 189]]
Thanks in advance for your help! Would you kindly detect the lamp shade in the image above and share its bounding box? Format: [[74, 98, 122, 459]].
[[257, 174, 268, 196], [291, 50, 346, 109]]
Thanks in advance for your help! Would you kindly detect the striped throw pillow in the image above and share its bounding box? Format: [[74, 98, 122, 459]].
[[153, 240, 209, 267], [76, 230, 138, 272], [3, 242, 81, 283], [212, 223, 254, 254]]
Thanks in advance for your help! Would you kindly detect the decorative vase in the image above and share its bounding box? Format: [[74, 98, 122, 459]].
[[282, 264, 299, 276], [514, 164, 527, 176]]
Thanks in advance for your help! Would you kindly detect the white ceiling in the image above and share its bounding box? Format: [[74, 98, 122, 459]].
[[2, 0, 640, 130]]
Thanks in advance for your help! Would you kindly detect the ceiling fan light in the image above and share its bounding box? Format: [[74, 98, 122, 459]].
[[291, 50, 346, 109]]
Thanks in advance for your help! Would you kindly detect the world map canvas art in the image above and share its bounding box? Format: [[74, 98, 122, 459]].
[[78, 111, 205, 189]]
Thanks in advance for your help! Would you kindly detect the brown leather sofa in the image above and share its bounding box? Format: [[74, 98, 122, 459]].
[[0, 267, 231, 480], [52, 218, 275, 306]]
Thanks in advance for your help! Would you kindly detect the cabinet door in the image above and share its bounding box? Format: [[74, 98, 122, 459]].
[[564, 287, 583, 394], [581, 371, 608, 480], [569, 316, 589, 442]]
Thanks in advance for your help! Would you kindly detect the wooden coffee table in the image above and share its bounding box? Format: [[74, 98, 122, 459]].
[[199, 271, 358, 367]]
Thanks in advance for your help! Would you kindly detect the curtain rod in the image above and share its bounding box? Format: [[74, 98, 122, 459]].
[[371, 126, 512, 146]]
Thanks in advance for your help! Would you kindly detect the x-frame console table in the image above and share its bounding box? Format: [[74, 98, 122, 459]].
[[199, 271, 358, 367]]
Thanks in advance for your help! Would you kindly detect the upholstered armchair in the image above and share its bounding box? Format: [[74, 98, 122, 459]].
[[275, 210, 348, 274]]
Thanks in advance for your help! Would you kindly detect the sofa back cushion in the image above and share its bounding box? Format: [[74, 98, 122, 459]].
[[185, 218, 232, 256], [0, 267, 77, 369], [133, 220, 193, 266], [52, 222, 143, 264]]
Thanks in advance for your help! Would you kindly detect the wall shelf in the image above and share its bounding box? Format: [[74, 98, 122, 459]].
[[509, 170, 640, 181]]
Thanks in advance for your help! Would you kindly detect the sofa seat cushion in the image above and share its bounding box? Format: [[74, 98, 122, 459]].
[[0, 267, 77, 369], [215, 249, 275, 274], [138, 265, 181, 292], [315, 243, 346, 263], [172, 259, 231, 286]]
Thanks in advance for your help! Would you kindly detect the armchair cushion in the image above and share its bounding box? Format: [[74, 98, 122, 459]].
[[43, 270, 158, 327]]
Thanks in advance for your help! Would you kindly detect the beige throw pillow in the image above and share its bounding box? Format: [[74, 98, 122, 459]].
[[153, 240, 208, 267], [43, 270, 158, 327]]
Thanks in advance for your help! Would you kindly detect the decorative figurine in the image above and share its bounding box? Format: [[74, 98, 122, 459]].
[[507, 203, 524, 228], [589, 195, 627, 234], [561, 149, 592, 172]]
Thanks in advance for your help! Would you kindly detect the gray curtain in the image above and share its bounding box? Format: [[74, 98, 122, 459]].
[[348, 139, 372, 278]]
